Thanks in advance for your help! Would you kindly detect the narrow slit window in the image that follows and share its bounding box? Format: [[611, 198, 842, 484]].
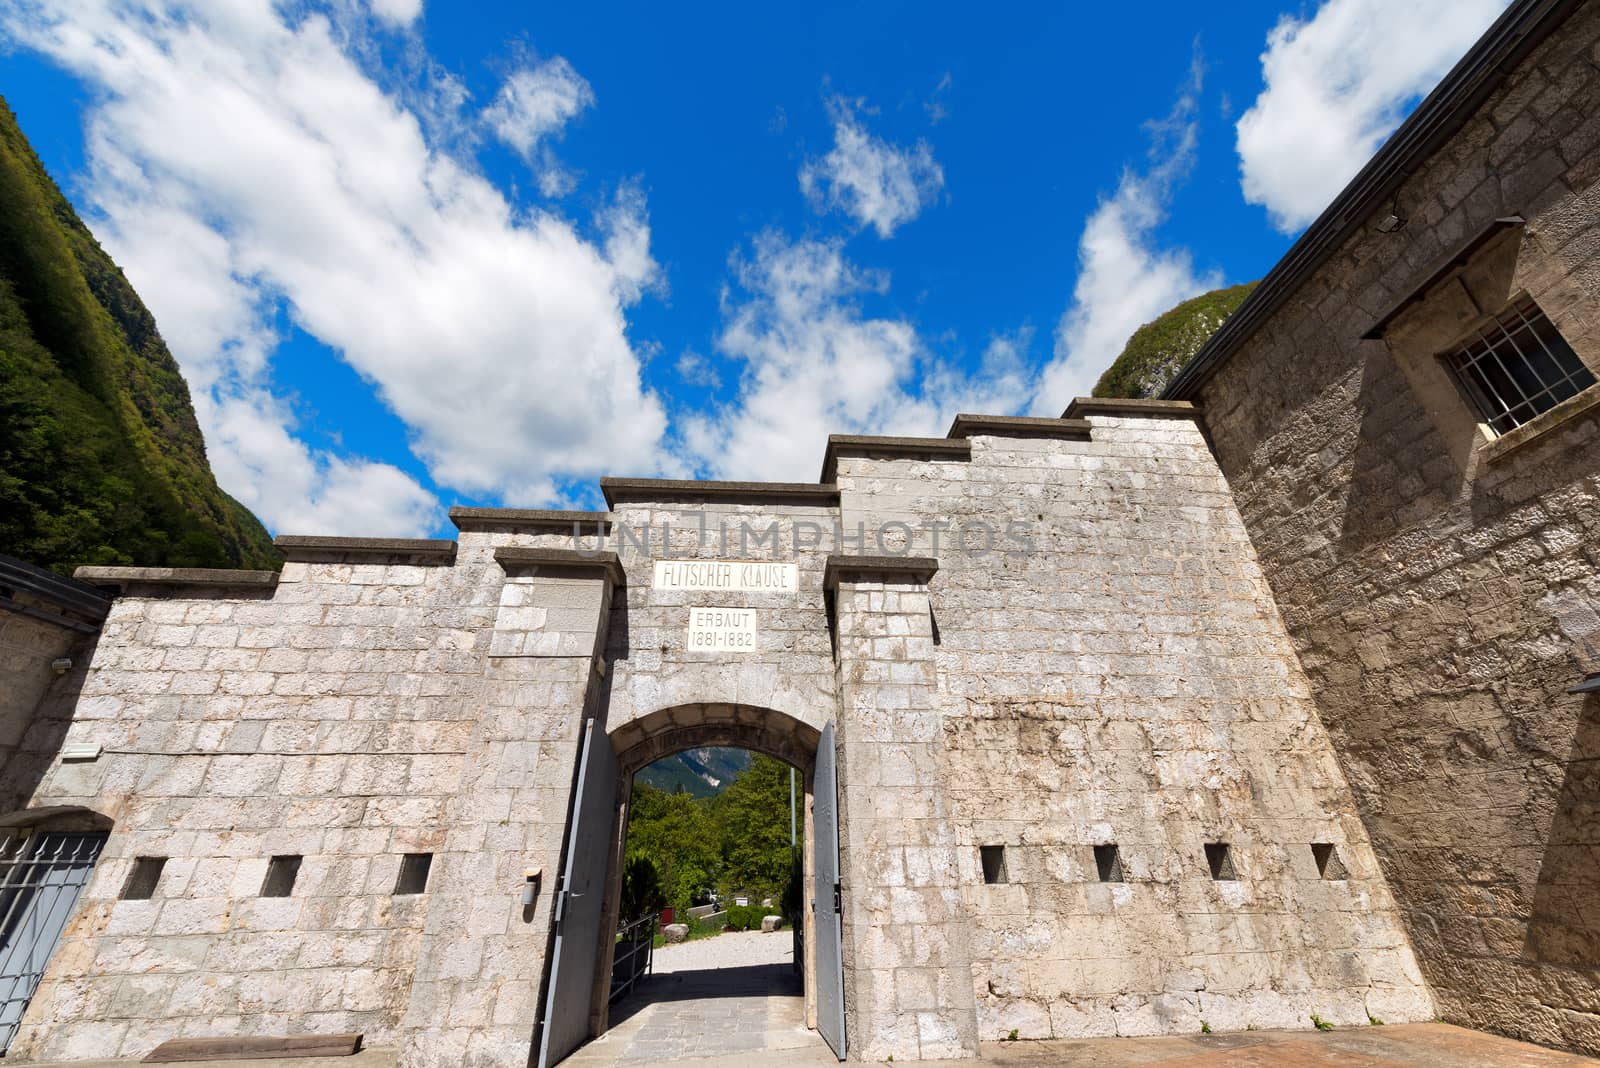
[[1094, 844, 1123, 883], [121, 856, 166, 900], [1204, 843, 1236, 881], [261, 855, 302, 898], [394, 852, 433, 895], [979, 845, 1007, 885], [1311, 843, 1350, 880], [1445, 298, 1596, 435]]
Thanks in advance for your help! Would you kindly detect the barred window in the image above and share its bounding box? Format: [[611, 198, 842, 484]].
[[1445, 299, 1596, 436]]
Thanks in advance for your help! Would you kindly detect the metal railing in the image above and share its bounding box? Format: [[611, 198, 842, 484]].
[[609, 914, 657, 1004]]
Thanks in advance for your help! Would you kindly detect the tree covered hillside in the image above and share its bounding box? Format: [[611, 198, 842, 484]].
[[0, 98, 277, 573], [1092, 281, 1257, 399]]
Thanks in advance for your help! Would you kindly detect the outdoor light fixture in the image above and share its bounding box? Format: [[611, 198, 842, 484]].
[[1374, 212, 1407, 233], [51, 657, 72, 675], [521, 867, 541, 907]]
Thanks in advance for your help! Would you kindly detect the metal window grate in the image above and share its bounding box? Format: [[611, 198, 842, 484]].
[[1446, 299, 1596, 435], [0, 831, 108, 1053]]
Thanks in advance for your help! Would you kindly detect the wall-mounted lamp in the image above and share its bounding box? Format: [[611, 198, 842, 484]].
[[51, 657, 73, 676], [1374, 212, 1407, 234], [521, 867, 542, 907], [61, 741, 102, 762]]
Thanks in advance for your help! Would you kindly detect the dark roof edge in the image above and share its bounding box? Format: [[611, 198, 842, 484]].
[[274, 535, 457, 562], [0, 552, 112, 621], [449, 507, 613, 533], [820, 435, 971, 482], [601, 477, 840, 509], [1162, 0, 1577, 401]]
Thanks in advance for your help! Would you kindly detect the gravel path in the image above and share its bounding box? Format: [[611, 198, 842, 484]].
[[652, 928, 794, 974]]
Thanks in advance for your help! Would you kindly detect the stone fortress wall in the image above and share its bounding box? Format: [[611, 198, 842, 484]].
[[1171, 0, 1600, 1054], [2, 404, 1432, 1064]]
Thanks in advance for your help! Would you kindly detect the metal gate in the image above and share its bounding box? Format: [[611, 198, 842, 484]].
[[537, 718, 619, 1068], [0, 831, 108, 1053], [813, 722, 845, 1060]]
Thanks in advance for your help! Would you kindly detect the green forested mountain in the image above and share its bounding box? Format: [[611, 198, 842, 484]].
[[1092, 281, 1257, 400], [0, 98, 277, 573]]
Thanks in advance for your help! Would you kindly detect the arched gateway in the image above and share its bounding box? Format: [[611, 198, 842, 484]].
[[535, 703, 834, 1068], [2, 405, 1435, 1066]]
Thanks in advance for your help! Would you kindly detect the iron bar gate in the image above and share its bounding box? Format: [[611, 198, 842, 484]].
[[0, 831, 108, 1052]]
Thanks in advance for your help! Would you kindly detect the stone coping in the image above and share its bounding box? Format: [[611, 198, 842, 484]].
[[823, 554, 939, 589], [0, 552, 112, 623], [448, 507, 613, 533], [819, 435, 971, 482], [274, 535, 457, 562], [945, 414, 1092, 440], [493, 546, 625, 586], [73, 566, 281, 593], [601, 477, 840, 509], [1061, 397, 1200, 420]]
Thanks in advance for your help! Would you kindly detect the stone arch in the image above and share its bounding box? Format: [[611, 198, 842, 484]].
[[608, 702, 822, 775], [590, 701, 824, 1039], [0, 805, 113, 833]]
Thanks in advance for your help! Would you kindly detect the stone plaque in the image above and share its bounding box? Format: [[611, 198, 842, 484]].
[[654, 560, 798, 593], [686, 607, 758, 652]]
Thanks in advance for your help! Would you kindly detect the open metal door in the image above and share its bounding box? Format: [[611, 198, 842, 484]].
[[537, 718, 619, 1068], [0, 831, 108, 1053], [813, 721, 846, 1060]]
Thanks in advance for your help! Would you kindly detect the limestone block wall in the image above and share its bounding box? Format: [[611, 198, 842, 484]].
[[835, 411, 1431, 1041], [1186, 2, 1600, 1052], [7, 550, 497, 1062]]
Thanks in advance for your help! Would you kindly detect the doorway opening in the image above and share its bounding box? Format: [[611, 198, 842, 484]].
[[535, 703, 842, 1067], [603, 746, 808, 1063]]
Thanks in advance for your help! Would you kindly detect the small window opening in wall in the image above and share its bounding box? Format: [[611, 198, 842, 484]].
[[1094, 844, 1123, 883], [979, 845, 1007, 885], [1445, 298, 1597, 435], [121, 856, 166, 900], [260, 855, 302, 898], [1311, 843, 1350, 880], [1205, 843, 1236, 881], [394, 852, 433, 895]]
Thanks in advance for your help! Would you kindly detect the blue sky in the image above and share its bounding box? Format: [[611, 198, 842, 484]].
[[1, 0, 1508, 536]]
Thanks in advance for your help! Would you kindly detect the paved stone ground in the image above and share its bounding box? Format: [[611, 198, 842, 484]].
[[563, 928, 825, 1067]]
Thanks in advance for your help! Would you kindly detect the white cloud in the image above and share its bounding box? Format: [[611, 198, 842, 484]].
[[1237, 0, 1509, 233], [682, 233, 1028, 481], [800, 97, 944, 238], [3, 0, 667, 533], [1032, 59, 1220, 413], [483, 56, 594, 195], [368, 0, 421, 27]]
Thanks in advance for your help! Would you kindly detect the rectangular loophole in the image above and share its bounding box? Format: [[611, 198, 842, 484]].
[[1204, 843, 1236, 881], [394, 852, 433, 895], [121, 856, 166, 900], [979, 845, 1007, 885], [1311, 843, 1349, 880], [261, 855, 302, 898], [1094, 844, 1123, 883]]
